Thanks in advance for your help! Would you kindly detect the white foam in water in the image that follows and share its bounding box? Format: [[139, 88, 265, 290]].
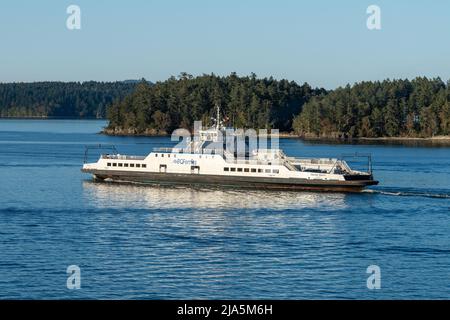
[[364, 189, 450, 199]]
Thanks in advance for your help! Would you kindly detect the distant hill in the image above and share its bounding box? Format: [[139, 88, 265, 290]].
[[0, 81, 140, 118]]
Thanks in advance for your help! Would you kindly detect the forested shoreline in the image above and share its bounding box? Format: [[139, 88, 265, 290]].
[[293, 77, 450, 139], [0, 81, 137, 118], [105, 74, 450, 139], [2, 75, 449, 140], [105, 73, 323, 135]]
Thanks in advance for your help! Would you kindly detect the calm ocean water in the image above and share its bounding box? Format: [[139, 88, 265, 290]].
[[0, 119, 450, 299]]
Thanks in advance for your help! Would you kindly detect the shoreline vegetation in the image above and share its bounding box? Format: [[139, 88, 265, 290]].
[[105, 74, 450, 141], [100, 127, 450, 141], [0, 116, 105, 120], [3, 116, 450, 145], [0, 81, 137, 118], [2, 74, 450, 144]]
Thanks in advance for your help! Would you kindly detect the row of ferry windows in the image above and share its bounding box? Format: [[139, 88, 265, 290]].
[[224, 167, 279, 174], [107, 162, 147, 168]]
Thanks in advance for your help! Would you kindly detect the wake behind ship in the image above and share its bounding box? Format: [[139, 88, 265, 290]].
[[82, 107, 378, 192]]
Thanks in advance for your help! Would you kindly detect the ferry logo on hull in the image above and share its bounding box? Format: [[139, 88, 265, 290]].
[[173, 159, 197, 166]]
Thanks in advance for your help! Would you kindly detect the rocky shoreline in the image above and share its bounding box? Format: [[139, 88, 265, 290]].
[[101, 127, 169, 136], [101, 127, 450, 144]]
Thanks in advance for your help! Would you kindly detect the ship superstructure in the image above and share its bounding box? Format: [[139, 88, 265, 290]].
[[82, 106, 378, 192]]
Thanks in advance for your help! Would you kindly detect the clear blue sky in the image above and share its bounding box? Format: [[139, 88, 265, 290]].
[[1, 0, 450, 89]]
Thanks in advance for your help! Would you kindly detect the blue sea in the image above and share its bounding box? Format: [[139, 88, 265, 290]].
[[0, 119, 450, 299]]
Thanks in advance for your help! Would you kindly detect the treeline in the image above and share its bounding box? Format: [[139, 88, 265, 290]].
[[293, 77, 450, 138], [106, 73, 322, 135], [0, 81, 138, 118], [5, 76, 448, 139]]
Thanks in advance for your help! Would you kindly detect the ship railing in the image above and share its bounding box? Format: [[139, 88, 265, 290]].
[[225, 159, 255, 165], [152, 147, 223, 155], [285, 155, 373, 175], [340, 153, 373, 174], [284, 156, 342, 174], [224, 159, 282, 166], [101, 154, 146, 160], [286, 157, 338, 165], [283, 159, 298, 171], [84, 144, 118, 163], [153, 147, 179, 153]]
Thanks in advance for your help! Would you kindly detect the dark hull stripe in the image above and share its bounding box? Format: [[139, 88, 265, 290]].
[[82, 169, 378, 192]]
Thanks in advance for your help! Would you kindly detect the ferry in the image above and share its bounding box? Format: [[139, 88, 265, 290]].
[[82, 107, 378, 192]]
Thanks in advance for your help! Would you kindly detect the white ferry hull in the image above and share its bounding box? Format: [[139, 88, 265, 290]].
[[82, 168, 378, 193]]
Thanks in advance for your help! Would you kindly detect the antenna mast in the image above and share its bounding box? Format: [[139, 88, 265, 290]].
[[215, 103, 221, 130]]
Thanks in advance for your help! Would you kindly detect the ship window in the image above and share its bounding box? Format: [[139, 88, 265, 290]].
[[118, 163, 123, 167], [124, 163, 129, 167], [168, 154, 170, 158], [161, 154, 164, 157], [237, 168, 243, 172], [130, 163, 135, 167], [230, 168, 236, 172], [107, 163, 111, 166], [224, 167, 229, 171], [251, 168, 256, 173], [258, 169, 262, 173], [273, 169, 279, 174], [244, 168, 249, 172], [155, 154, 158, 157], [142, 164, 147, 168], [265, 169, 271, 173], [136, 164, 141, 168], [113, 163, 117, 167]]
